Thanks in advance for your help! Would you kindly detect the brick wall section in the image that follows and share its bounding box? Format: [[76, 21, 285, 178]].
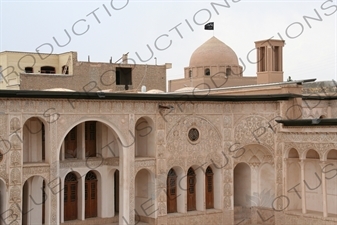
[[20, 59, 167, 92]]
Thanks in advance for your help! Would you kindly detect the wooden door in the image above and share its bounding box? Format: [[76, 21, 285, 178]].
[[167, 169, 177, 213], [65, 127, 77, 158], [64, 173, 78, 221], [205, 166, 214, 209], [85, 171, 97, 218], [114, 170, 119, 213], [187, 168, 196, 211], [85, 122, 96, 157]]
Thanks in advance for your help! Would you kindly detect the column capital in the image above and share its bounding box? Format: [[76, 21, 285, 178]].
[[298, 159, 305, 167], [319, 161, 328, 169]]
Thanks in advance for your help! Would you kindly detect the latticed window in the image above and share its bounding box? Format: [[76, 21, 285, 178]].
[[188, 128, 199, 142], [85, 171, 97, 180], [188, 168, 196, 193], [71, 184, 76, 202], [65, 172, 77, 182], [168, 169, 177, 196]]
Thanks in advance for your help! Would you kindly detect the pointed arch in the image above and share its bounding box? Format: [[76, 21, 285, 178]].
[[23, 117, 46, 163], [234, 162, 251, 207], [205, 166, 214, 209], [135, 116, 155, 157]]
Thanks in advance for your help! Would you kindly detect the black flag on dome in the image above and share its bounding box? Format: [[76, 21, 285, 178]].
[[204, 22, 214, 30]]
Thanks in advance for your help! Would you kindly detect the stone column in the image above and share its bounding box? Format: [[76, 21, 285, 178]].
[[320, 161, 328, 217], [79, 176, 85, 220], [60, 178, 65, 223], [299, 160, 306, 214]]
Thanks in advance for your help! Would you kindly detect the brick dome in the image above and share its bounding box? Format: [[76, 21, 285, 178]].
[[189, 36, 239, 67]]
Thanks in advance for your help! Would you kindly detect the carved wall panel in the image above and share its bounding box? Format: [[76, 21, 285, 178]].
[[234, 116, 275, 148], [8, 100, 21, 112], [10, 150, 20, 167], [9, 186, 21, 203], [9, 135, 21, 150], [10, 168, 21, 186], [166, 115, 222, 171], [135, 159, 155, 171], [22, 167, 50, 184], [10, 117, 20, 133], [22, 100, 36, 113]]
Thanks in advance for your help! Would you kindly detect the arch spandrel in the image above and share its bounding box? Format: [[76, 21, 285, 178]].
[[234, 115, 275, 148], [166, 115, 222, 168]]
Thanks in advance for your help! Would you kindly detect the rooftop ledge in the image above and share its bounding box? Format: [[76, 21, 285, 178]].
[[276, 118, 337, 126], [21, 72, 73, 76]]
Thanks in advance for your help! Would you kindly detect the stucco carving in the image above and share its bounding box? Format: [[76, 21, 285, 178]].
[[9, 186, 21, 203], [234, 116, 275, 148], [10, 150, 21, 167], [166, 115, 221, 171], [10, 117, 20, 133], [22, 167, 49, 184], [135, 159, 155, 171], [10, 168, 21, 186], [9, 135, 21, 150]]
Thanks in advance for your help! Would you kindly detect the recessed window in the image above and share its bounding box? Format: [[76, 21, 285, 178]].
[[205, 68, 210, 76], [0, 151, 3, 163], [25, 67, 34, 73], [116, 68, 132, 85], [188, 128, 199, 142], [259, 47, 266, 72], [62, 65, 69, 74], [40, 66, 56, 74], [226, 67, 231, 77]]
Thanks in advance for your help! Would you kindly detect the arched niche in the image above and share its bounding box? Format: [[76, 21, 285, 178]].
[[325, 149, 337, 215], [234, 163, 251, 207], [23, 117, 46, 163], [135, 169, 155, 218], [305, 149, 320, 160], [304, 149, 322, 213], [287, 162, 301, 210], [258, 163, 275, 208], [135, 117, 155, 158], [327, 149, 337, 160], [288, 148, 300, 158], [22, 176, 47, 225]]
